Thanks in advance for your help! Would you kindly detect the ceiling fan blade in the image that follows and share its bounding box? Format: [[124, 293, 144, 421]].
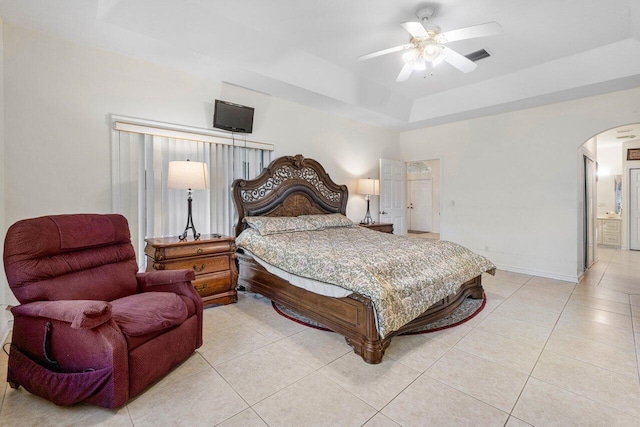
[[439, 22, 502, 43], [396, 62, 414, 82], [441, 46, 477, 73], [432, 54, 446, 67], [401, 21, 428, 38], [357, 44, 413, 61]]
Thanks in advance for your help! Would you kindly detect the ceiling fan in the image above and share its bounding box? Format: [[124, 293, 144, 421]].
[[358, 6, 502, 82]]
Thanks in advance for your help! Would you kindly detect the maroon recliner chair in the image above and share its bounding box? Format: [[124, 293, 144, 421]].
[[3, 214, 203, 409]]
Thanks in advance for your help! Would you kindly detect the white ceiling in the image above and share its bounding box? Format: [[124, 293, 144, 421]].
[[2, 0, 640, 131], [597, 124, 640, 148]]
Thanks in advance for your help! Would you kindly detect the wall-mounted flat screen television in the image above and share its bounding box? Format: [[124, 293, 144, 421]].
[[213, 100, 254, 133]]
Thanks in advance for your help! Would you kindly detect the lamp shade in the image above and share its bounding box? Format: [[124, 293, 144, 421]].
[[168, 161, 209, 190], [357, 178, 379, 196]]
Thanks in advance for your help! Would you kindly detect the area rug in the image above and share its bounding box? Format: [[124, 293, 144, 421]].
[[272, 294, 486, 335]]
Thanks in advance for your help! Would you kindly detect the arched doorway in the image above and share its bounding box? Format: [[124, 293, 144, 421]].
[[579, 123, 640, 275]]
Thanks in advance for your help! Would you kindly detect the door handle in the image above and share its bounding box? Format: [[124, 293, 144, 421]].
[[380, 211, 388, 215]]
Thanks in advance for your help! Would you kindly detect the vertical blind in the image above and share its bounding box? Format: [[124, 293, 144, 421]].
[[111, 116, 273, 268]]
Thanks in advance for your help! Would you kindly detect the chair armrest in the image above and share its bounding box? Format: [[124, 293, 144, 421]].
[[11, 300, 112, 330], [136, 270, 203, 349], [136, 270, 195, 290], [136, 270, 201, 306]]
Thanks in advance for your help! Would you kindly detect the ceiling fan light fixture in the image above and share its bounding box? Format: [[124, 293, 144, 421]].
[[403, 49, 419, 64], [358, 6, 501, 81], [422, 43, 442, 61]]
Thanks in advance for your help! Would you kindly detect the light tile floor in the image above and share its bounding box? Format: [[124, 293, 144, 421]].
[[1, 246, 639, 426]]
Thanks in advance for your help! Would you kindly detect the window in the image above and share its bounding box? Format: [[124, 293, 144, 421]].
[[111, 115, 273, 267]]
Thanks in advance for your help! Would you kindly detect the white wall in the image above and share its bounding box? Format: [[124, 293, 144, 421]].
[[0, 16, 8, 341], [596, 175, 616, 217], [596, 143, 623, 216], [217, 83, 398, 221], [399, 87, 640, 281], [1, 24, 397, 304], [622, 137, 640, 249], [597, 144, 624, 175], [4, 22, 640, 294], [425, 159, 441, 234]]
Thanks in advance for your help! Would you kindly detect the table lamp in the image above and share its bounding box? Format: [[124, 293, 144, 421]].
[[168, 160, 209, 241], [357, 178, 380, 225]]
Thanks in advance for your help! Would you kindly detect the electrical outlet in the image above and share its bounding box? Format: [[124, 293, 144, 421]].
[[451, 200, 455, 206], [484, 245, 489, 252]]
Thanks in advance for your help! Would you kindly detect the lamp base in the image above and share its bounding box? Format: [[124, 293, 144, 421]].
[[179, 193, 200, 241], [178, 229, 200, 242], [360, 198, 376, 225]]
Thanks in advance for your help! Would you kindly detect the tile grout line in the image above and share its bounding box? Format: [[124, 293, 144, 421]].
[[504, 279, 577, 422], [601, 249, 640, 384], [205, 312, 379, 426], [381, 278, 534, 422]]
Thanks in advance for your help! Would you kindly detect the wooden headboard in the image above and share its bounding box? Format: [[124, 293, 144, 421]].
[[232, 154, 349, 236]]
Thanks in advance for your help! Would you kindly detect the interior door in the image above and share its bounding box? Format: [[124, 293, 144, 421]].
[[584, 156, 596, 267], [408, 179, 433, 232], [630, 168, 640, 250], [379, 159, 406, 235]]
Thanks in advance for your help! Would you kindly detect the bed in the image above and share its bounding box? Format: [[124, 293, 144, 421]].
[[232, 154, 495, 364]]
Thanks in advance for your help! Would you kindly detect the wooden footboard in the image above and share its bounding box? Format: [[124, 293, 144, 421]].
[[237, 251, 486, 364]]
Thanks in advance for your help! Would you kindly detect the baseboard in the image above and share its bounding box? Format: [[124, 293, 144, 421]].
[[0, 325, 8, 348], [0, 308, 11, 347], [495, 263, 579, 284]]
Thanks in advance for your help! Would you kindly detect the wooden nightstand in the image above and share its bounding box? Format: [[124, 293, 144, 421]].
[[359, 222, 394, 234], [144, 234, 238, 306]]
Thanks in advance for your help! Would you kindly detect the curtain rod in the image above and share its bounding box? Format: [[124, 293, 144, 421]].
[[110, 114, 274, 151]]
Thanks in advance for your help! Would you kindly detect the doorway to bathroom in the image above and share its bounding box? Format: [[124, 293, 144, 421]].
[[578, 123, 640, 275]]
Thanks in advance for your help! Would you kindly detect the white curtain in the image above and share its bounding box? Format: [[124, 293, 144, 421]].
[[209, 142, 271, 236], [114, 129, 271, 269]]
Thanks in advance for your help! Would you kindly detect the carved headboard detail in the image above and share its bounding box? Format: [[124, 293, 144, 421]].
[[232, 154, 349, 236]]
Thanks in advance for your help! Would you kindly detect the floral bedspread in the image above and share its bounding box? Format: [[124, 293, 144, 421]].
[[236, 227, 495, 337]]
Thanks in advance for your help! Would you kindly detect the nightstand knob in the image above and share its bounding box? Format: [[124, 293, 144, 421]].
[[194, 283, 208, 292], [196, 248, 204, 254], [193, 264, 206, 273]]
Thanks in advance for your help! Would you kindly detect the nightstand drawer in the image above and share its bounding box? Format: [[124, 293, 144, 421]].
[[602, 233, 621, 245], [151, 254, 230, 275], [602, 221, 620, 233], [192, 271, 233, 297], [144, 234, 238, 306], [144, 238, 235, 261]]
